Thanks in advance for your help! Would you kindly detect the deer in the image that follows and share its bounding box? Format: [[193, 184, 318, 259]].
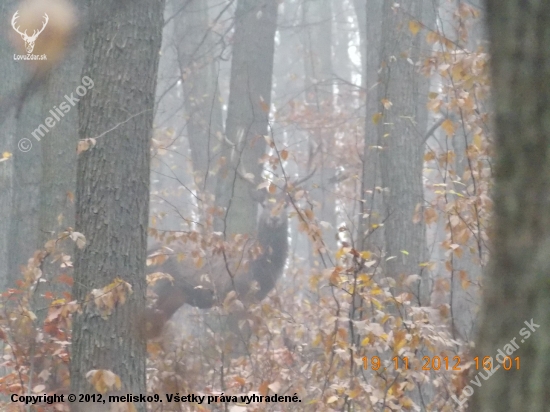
[[143, 172, 313, 339], [11, 10, 49, 54]]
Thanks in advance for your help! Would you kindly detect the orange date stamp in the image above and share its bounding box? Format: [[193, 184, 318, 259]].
[[362, 355, 520, 371]]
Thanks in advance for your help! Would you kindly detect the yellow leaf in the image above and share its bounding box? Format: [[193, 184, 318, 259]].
[[361, 336, 370, 346], [2, 152, 12, 159], [409, 20, 421, 35], [441, 119, 455, 136], [312, 334, 322, 347], [360, 250, 371, 260], [347, 387, 362, 399], [394, 330, 407, 352], [473, 133, 482, 150], [372, 112, 383, 125], [327, 396, 338, 404], [400, 250, 409, 256], [402, 397, 414, 408]]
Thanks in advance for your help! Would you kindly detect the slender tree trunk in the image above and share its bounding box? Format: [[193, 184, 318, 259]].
[[468, 1, 550, 411], [214, 0, 278, 235], [175, 0, 224, 194], [354, 0, 384, 253], [0, 0, 20, 288], [301, 0, 337, 253], [8, 89, 43, 286], [69, 1, 164, 410]]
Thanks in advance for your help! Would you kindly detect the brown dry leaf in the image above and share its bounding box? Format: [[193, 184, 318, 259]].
[[259, 381, 269, 396], [459, 270, 469, 290], [280, 149, 289, 161]]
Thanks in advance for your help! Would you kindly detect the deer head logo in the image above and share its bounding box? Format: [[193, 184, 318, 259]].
[[11, 10, 49, 54]]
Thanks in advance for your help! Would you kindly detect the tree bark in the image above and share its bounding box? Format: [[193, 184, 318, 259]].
[[354, 0, 384, 253], [0, 0, 20, 288], [174, 0, 224, 194], [468, 1, 550, 410], [214, 0, 278, 236], [301, 0, 338, 253], [69, 1, 164, 410], [378, 0, 431, 304]]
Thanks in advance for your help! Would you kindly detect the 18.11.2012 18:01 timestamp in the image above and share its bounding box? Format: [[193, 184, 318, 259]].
[[362, 355, 520, 371]]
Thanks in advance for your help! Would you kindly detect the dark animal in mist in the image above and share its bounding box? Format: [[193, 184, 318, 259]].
[[144, 201, 289, 338]]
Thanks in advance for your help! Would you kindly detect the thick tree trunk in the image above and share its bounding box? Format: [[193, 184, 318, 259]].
[[468, 1, 550, 411], [378, 0, 430, 304], [37, 14, 84, 302], [69, 1, 164, 410]]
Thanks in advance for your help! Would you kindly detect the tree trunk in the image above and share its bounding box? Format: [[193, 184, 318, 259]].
[[175, 0, 224, 194], [37, 13, 84, 301], [468, 1, 550, 411], [378, 0, 430, 304], [354, 0, 384, 253], [301, 0, 337, 253], [69, 1, 164, 410], [214, 0, 278, 235], [0, 0, 20, 288]]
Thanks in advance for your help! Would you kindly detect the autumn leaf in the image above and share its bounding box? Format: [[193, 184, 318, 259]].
[[327, 395, 338, 404], [409, 20, 421, 35], [372, 112, 383, 125], [0, 152, 12, 162], [473, 133, 483, 150], [441, 119, 455, 136]]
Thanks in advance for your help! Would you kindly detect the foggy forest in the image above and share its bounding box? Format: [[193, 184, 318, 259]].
[[0, 0, 548, 411]]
